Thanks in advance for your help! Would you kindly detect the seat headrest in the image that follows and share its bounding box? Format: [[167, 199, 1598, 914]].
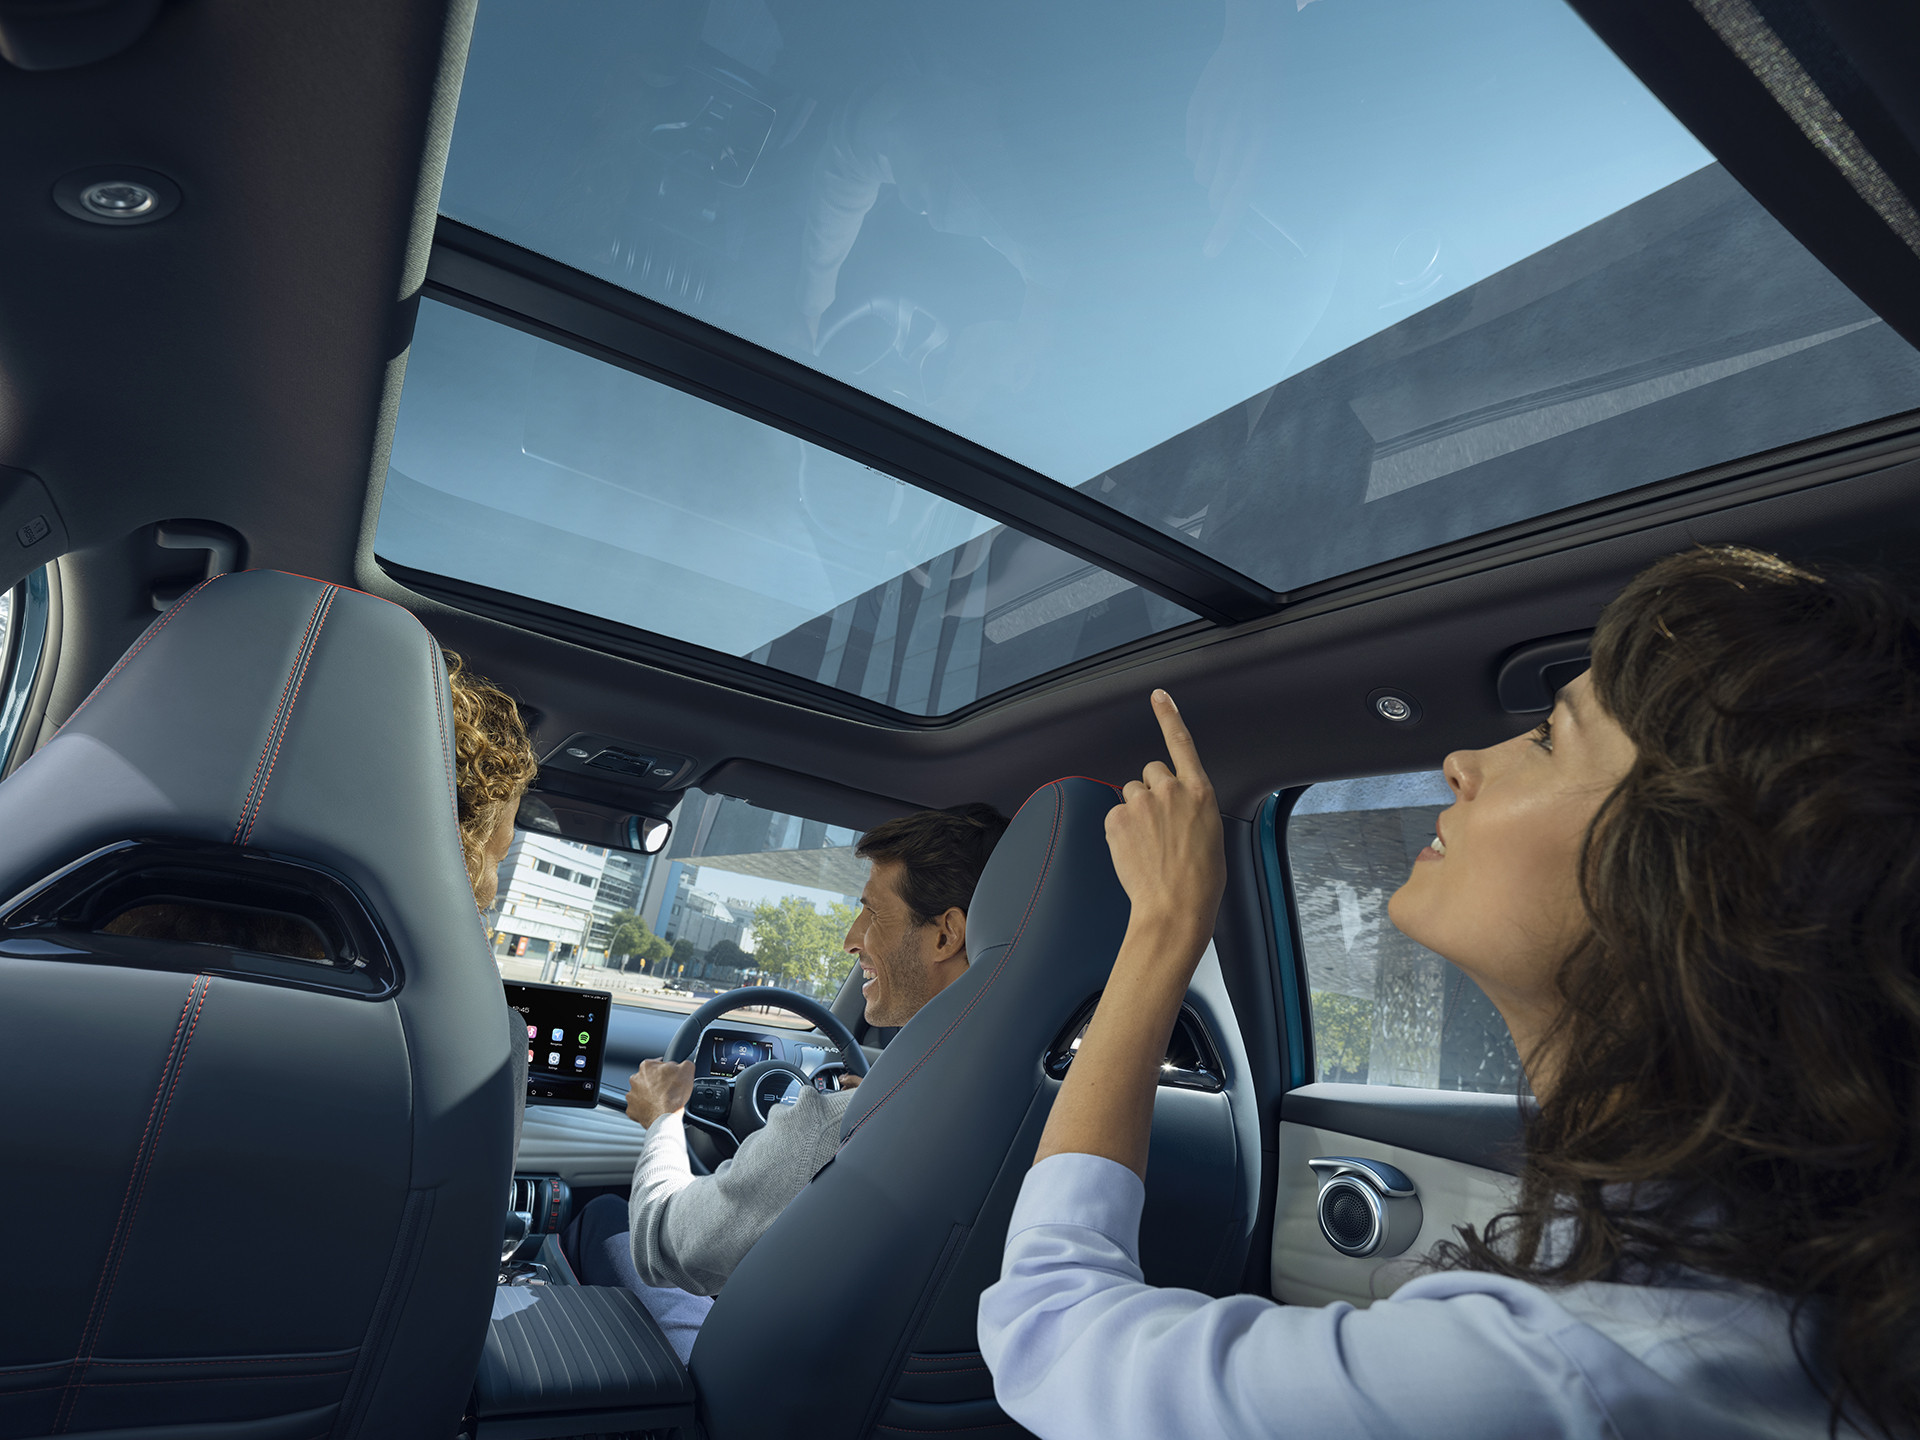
[[834, 773, 1127, 1149], [0, 570, 485, 989]]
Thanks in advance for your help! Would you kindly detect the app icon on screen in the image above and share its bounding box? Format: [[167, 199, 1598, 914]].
[[578, 1032, 590, 1045], [550, 1028, 563, 1043], [526, 1024, 537, 1039], [574, 1055, 586, 1069], [547, 1051, 560, 1066], [527, 1049, 533, 1064]]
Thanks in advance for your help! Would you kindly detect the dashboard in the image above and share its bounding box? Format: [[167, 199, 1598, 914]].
[[694, 1024, 837, 1079]]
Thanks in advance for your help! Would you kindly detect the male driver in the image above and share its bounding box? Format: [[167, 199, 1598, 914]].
[[564, 803, 1009, 1359]]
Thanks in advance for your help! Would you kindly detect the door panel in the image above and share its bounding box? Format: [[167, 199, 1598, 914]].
[[1271, 1085, 1522, 1307]]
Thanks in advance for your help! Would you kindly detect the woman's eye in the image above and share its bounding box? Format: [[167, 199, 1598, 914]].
[[1530, 719, 1554, 752]]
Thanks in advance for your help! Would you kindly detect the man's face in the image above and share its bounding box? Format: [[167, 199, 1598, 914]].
[[844, 858, 956, 1027]]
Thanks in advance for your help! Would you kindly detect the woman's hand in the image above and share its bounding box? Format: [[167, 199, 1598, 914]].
[[626, 1058, 694, 1129], [1034, 691, 1225, 1177], [1105, 690, 1226, 943]]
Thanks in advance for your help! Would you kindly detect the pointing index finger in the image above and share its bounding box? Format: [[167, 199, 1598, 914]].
[[1151, 689, 1209, 782]]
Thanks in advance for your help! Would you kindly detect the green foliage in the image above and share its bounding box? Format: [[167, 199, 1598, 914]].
[[706, 938, 749, 972], [607, 910, 671, 971], [747, 895, 858, 994], [670, 937, 703, 971], [1311, 991, 1373, 1082]]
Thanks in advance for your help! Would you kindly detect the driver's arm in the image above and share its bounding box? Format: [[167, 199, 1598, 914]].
[[625, 1083, 845, 1297]]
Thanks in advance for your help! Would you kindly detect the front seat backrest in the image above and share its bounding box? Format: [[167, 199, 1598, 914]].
[[0, 570, 516, 1440], [690, 776, 1128, 1440]]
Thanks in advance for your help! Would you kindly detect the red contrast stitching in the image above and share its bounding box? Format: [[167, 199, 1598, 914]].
[[54, 977, 203, 1431], [57, 576, 221, 736], [261, 568, 403, 608], [238, 587, 337, 846], [1040, 775, 1122, 796], [89, 978, 211, 1341], [430, 637, 457, 820], [842, 785, 1066, 1149], [232, 587, 333, 844]]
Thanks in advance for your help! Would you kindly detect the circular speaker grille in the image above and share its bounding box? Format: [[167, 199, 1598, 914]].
[[1320, 1179, 1380, 1255]]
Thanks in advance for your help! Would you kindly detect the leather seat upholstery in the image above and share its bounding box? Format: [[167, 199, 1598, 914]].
[[0, 570, 517, 1439], [689, 776, 1129, 1440]]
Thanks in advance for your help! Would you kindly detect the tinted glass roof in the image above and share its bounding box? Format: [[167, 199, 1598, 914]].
[[395, 0, 1920, 710], [378, 300, 1196, 714]]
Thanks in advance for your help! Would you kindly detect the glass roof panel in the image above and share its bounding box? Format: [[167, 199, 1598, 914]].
[[441, 0, 1920, 594], [377, 300, 1196, 714]]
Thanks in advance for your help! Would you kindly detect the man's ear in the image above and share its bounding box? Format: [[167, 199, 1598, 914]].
[[934, 906, 968, 962]]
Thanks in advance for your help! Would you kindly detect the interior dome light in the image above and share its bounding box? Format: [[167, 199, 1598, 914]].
[[53, 166, 180, 226]]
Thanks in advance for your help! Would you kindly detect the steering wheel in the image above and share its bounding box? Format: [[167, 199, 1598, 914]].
[[665, 986, 871, 1145]]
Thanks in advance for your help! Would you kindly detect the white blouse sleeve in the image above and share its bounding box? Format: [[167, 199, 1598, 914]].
[[978, 1153, 1651, 1440]]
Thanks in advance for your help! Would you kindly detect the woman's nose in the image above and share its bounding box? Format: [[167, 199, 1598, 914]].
[[1443, 748, 1481, 800]]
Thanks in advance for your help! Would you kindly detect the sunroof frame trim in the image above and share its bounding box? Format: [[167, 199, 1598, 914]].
[[375, 555, 1212, 730], [378, 406, 1920, 731], [422, 217, 1281, 628]]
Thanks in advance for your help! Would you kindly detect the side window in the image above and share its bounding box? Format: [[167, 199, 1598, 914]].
[[1285, 772, 1524, 1094], [488, 788, 865, 1027], [0, 569, 52, 774]]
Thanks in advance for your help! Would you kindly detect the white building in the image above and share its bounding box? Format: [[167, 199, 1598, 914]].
[[488, 832, 605, 980]]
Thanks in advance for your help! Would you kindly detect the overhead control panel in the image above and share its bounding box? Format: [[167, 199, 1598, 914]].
[[538, 732, 696, 794]]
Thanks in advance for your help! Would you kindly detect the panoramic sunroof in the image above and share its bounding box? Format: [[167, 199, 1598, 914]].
[[391, 0, 1920, 711], [435, 0, 1920, 597], [378, 300, 1196, 714]]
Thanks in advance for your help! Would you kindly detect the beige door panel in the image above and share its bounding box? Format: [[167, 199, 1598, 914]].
[[1271, 1120, 1515, 1307]]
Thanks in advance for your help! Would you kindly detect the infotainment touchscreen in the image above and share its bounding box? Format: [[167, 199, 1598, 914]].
[[503, 980, 610, 1108]]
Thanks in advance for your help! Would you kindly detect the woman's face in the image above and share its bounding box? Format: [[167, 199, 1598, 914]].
[[1387, 670, 1637, 1052]]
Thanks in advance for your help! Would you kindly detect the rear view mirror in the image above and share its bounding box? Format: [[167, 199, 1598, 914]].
[[515, 792, 672, 855]]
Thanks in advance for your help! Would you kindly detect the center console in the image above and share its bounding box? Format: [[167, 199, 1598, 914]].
[[476, 1171, 694, 1439]]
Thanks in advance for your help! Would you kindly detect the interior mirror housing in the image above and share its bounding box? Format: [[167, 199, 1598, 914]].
[[515, 792, 672, 854]]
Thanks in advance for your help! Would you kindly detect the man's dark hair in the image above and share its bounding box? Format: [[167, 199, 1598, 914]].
[[855, 803, 1010, 925]]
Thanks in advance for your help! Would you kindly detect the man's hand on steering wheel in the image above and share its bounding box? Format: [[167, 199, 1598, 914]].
[[626, 1058, 694, 1129]]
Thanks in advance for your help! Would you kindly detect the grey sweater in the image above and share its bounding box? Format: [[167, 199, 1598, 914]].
[[627, 1086, 852, 1296]]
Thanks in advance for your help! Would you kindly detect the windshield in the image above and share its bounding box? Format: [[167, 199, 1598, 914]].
[[489, 789, 868, 1024]]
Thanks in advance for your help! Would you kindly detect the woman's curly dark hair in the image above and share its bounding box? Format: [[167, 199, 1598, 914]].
[[444, 650, 538, 905], [1432, 545, 1920, 1437]]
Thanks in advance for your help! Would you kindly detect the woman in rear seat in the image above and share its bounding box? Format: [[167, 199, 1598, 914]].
[[443, 652, 540, 1155], [981, 546, 1920, 1439]]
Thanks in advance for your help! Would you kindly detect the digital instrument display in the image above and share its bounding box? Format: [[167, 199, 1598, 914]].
[[707, 1035, 773, 1076], [504, 980, 610, 1107]]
